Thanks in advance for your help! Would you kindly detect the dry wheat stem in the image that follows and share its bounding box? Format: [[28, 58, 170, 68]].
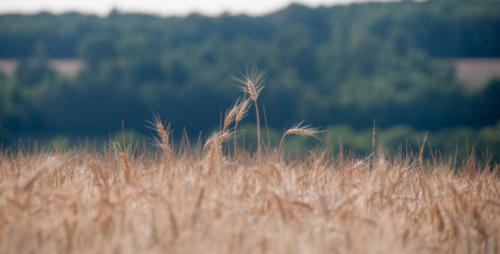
[[253, 100, 262, 153]]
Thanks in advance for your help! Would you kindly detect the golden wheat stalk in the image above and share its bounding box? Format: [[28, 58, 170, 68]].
[[233, 66, 266, 153], [279, 121, 320, 153], [233, 97, 251, 156], [204, 130, 233, 160], [223, 97, 241, 132], [234, 67, 265, 102], [235, 97, 251, 126], [148, 115, 175, 158]]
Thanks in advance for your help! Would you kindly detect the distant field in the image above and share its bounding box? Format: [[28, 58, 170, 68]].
[[0, 58, 83, 78], [455, 58, 500, 89]]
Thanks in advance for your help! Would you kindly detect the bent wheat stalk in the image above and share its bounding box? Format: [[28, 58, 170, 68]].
[[204, 130, 233, 161], [279, 122, 320, 153]]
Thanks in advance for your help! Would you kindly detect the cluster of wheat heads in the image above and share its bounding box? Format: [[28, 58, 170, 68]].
[[0, 70, 500, 254], [223, 67, 319, 158]]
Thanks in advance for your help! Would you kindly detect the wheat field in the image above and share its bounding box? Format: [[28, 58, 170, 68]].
[[1, 70, 499, 253], [1, 144, 499, 254]]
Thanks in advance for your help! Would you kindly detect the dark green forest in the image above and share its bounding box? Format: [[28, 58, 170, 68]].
[[1, 0, 500, 160]]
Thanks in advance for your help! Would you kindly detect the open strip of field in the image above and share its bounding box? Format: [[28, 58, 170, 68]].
[[0, 148, 498, 254], [3, 58, 500, 87], [0, 58, 83, 77], [455, 58, 500, 89]]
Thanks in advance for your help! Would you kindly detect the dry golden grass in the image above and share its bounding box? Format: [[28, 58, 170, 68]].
[[1, 69, 499, 253]]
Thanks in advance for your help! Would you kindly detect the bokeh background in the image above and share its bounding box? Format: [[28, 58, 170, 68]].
[[0, 0, 499, 161]]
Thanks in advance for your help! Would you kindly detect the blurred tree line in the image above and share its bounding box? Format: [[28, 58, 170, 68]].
[[0, 0, 499, 160]]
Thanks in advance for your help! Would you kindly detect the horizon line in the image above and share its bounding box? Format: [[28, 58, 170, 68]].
[[0, 0, 400, 18]]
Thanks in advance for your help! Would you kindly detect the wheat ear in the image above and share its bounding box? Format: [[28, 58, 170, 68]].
[[279, 121, 320, 153], [233, 67, 265, 153], [223, 97, 241, 132], [204, 130, 233, 161], [234, 98, 251, 156], [147, 115, 174, 158]]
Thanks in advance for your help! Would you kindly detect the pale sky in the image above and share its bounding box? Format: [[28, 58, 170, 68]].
[[0, 0, 394, 16]]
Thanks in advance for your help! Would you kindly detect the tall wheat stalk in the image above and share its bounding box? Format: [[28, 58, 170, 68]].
[[234, 67, 265, 153]]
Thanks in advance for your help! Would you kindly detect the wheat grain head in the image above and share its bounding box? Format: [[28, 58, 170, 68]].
[[279, 121, 321, 153]]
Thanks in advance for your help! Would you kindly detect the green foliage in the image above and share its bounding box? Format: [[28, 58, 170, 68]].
[[14, 42, 55, 86], [77, 34, 117, 67]]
